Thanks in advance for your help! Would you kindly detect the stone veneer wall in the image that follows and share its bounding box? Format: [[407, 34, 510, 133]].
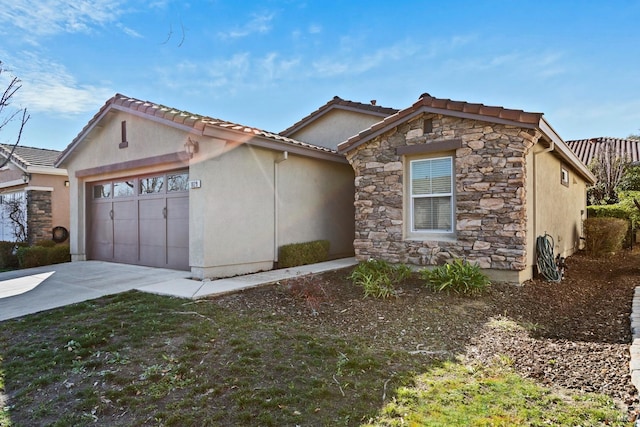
[[27, 190, 53, 245], [344, 113, 542, 272]]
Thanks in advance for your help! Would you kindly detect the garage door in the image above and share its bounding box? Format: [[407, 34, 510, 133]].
[[89, 171, 189, 270]]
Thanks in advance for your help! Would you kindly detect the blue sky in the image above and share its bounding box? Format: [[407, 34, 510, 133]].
[[0, 0, 639, 151]]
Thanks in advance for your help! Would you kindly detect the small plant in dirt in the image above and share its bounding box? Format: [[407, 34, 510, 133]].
[[348, 259, 412, 298], [421, 258, 490, 296], [284, 275, 331, 314]]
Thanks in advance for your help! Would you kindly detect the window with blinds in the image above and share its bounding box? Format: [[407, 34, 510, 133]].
[[410, 157, 453, 232]]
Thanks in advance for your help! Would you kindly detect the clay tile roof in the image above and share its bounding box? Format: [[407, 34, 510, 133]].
[[280, 95, 399, 137], [566, 137, 640, 166], [338, 93, 543, 153], [0, 144, 62, 169], [57, 94, 339, 166]]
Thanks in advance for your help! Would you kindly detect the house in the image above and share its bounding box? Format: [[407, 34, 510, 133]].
[[54, 94, 355, 279], [566, 137, 640, 166], [280, 96, 399, 150], [0, 144, 69, 244], [336, 93, 596, 283]]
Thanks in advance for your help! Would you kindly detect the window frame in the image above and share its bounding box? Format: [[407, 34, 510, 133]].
[[560, 164, 569, 187], [408, 155, 455, 236]]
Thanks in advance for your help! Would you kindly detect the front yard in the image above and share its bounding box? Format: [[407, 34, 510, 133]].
[[0, 250, 638, 426]]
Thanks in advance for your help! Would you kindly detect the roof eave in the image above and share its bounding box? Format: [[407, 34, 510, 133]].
[[538, 118, 596, 185], [55, 102, 114, 167], [338, 105, 540, 154], [203, 124, 347, 164]]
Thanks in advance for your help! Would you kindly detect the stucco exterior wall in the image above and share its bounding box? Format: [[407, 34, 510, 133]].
[[189, 143, 277, 278], [530, 144, 587, 261], [189, 143, 355, 278], [277, 154, 355, 258], [288, 110, 387, 150]]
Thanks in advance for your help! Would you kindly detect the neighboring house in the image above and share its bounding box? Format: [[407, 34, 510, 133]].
[[337, 93, 596, 284], [55, 94, 355, 278], [280, 96, 398, 150], [0, 144, 69, 244], [566, 137, 640, 166]]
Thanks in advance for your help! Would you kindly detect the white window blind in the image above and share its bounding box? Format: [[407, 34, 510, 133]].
[[410, 157, 453, 232]]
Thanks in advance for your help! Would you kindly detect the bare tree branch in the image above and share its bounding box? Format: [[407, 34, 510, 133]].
[[0, 61, 30, 168]]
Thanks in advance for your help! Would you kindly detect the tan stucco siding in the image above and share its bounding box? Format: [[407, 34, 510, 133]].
[[288, 110, 386, 150], [530, 145, 587, 265], [189, 144, 355, 278], [65, 111, 191, 172], [189, 144, 276, 276], [277, 154, 355, 258]]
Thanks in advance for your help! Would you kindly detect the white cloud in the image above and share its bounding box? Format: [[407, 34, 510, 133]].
[[312, 39, 420, 77], [117, 23, 143, 38], [218, 12, 274, 39], [157, 51, 303, 96], [308, 24, 322, 34], [445, 49, 567, 79], [1, 52, 112, 115], [0, 0, 128, 37]]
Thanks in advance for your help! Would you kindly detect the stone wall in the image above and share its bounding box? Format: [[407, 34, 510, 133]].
[[27, 190, 53, 244], [345, 113, 542, 272]]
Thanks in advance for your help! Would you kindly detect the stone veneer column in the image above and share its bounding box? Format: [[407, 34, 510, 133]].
[[345, 113, 541, 272], [26, 190, 53, 245]]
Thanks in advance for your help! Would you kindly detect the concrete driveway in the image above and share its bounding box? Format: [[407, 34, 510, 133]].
[[0, 261, 196, 322], [0, 258, 358, 322]]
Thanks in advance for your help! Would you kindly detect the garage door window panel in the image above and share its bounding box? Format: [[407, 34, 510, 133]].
[[168, 173, 189, 192], [140, 176, 165, 194], [94, 183, 112, 199], [113, 181, 135, 198]]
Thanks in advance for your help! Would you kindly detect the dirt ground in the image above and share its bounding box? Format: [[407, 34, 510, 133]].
[[3, 249, 638, 425], [226, 249, 640, 417]]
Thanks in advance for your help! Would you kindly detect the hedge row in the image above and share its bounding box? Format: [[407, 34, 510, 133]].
[[0, 240, 70, 270], [278, 240, 330, 268], [587, 192, 640, 248], [583, 217, 628, 256]]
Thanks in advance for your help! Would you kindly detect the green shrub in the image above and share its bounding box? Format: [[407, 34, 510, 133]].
[[583, 217, 628, 256], [16, 244, 71, 269], [421, 259, 490, 296], [48, 245, 71, 264], [17, 246, 48, 269], [35, 239, 57, 248], [279, 240, 330, 268], [348, 259, 412, 299], [0, 241, 28, 269], [587, 193, 640, 247]]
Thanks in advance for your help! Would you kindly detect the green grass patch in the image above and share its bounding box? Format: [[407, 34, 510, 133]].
[[0, 290, 632, 426], [364, 361, 630, 426]]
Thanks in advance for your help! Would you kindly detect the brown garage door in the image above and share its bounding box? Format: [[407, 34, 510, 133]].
[[89, 171, 189, 270]]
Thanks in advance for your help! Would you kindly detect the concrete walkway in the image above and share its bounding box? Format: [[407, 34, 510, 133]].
[[630, 288, 640, 395], [0, 258, 357, 322]]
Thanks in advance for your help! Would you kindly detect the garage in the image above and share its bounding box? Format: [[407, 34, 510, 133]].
[[89, 170, 189, 270]]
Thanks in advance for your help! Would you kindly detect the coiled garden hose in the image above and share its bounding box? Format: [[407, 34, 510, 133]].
[[536, 234, 562, 282]]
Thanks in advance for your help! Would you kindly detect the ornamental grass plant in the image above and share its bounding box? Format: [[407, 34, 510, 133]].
[[421, 258, 491, 296], [348, 258, 412, 298]]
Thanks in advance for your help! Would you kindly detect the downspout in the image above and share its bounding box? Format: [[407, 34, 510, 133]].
[[274, 151, 288, 265]]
